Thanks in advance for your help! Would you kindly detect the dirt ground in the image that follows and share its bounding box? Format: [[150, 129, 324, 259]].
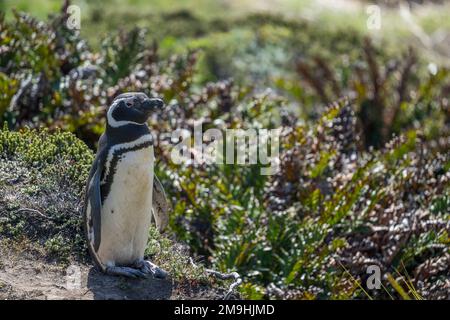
[[0, 245, 221, 300]]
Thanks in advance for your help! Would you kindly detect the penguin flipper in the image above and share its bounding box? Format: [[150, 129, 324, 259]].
[[88, 164, 103, 252], [152, 174, 170, 232]]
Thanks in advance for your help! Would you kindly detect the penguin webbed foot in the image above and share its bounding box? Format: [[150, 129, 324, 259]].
[[134, 259, 168, 279], [105, 266, 148, 279]]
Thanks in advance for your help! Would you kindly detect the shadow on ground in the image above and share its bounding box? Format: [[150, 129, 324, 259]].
[[86, 267, 173, 300]]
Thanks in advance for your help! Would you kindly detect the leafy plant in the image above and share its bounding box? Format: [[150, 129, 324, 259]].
[[0, 2, 448, 300]]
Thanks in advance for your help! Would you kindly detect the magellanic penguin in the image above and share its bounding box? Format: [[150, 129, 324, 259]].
[[83, 92, 170, 278]]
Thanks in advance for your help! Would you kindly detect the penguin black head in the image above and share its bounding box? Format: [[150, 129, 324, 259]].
[[107, 92, 164, 127]]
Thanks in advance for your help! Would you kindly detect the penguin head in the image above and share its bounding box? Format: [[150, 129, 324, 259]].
[[107, 92, 164, 127]]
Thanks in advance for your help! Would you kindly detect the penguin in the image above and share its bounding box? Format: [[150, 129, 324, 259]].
[[83, 92, 170, 279]]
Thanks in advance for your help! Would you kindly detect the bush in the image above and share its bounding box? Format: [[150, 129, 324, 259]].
[[0, 126, 93, 262]]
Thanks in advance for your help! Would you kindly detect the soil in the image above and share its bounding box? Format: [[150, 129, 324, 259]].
[[0, 245, 222, 300]]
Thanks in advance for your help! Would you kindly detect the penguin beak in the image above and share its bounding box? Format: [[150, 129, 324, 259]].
[[141, 98, 164, 112]]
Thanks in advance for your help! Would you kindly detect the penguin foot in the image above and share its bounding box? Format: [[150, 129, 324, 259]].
[[134, 260, 168, 279], [105, 266, 148, 279]]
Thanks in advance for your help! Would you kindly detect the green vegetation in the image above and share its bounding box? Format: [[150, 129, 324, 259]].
[[0, 1, 449, 299], [0, 127, 93, 263], [0, 127, 214, 291]]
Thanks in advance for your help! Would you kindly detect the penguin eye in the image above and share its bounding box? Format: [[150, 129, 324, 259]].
[[125, 101, 133, 108]]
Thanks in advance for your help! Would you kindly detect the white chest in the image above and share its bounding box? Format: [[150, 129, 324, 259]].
[[104, 145, 154, 215], [113, 147, 154, 192], [97, 145, 155, 265]]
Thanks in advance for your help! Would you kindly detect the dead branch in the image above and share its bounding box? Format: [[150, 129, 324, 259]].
[[189, 257, 242, 299], [16, 208, 53, 220]]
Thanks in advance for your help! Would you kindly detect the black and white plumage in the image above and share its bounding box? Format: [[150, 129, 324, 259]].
[[83, 92, 169, 279]]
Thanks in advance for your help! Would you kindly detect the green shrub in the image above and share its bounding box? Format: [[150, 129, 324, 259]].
[[0, 126, 93, 262], [0, 3, 448, 300]]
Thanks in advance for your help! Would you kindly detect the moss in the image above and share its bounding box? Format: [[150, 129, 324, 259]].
[[146, 226, 208, 284], [0, 125, 94, 190], [0, 127, 93, 262]]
